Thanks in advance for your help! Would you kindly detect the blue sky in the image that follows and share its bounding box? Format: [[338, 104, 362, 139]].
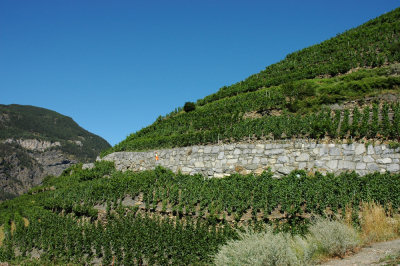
[[1, 1, 399, 145]]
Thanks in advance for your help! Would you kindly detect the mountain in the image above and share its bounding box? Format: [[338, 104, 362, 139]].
[[0, 104, 111, 200], [104, 7, 400, 155]]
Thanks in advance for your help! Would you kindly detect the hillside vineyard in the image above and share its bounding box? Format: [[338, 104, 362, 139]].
[[103, 7, 400, 155], [1, 7, 400, 265]]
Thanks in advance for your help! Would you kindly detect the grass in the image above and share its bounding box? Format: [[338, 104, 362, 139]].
[[213, 203, 400, 265], [360, 202, 400, 243]]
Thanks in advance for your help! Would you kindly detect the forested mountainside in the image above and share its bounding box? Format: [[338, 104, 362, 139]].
[[104, 8, 400, 155], [0, 104, 110, 200]]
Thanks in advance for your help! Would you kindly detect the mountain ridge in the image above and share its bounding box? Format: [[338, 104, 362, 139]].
[[0, 104, 111, 200]]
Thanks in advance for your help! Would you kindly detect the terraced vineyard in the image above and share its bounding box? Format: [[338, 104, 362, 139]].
[[1, 7, 400, 265], [103, 7, 400, 156], [0, 162, 399, 264]]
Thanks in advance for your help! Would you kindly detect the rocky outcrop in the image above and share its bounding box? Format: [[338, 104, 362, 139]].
[[0, 104, 111, 200], [100, 140, 400, 178], [0, 142, 77, 200], [3, 139, 61, 152]]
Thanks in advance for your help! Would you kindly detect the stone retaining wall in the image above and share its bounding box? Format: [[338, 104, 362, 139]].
[[99, 140, 400, 178]]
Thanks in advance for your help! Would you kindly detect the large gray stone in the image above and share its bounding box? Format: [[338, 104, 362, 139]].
[[194, 161, 205, 168], [233, 148, 241, 155], [356, 163, 366, 170], [367, 145, 375, 155], [326, 160, 338, 170], [376, 158, 392, 164], [329, 147, 341, 156], [363, 156, 375, 163], [211, 146, 220, 153], [246, 164, 258, 170], [366, 163, 380, 172], [298, 162, 307, 169], [82, 163, 95, 170], [277, 156, 289, 164], [338, 160, 355, 170], [296, 153, 310, 162], [265, 149, 285, 155], [256, 144, 265, 149], [387, 164, 400, 172], [277, 166, 291, 175], [227, 159, 238, 164], [203, 146, 212, 153], [374, 146, 382, 155]]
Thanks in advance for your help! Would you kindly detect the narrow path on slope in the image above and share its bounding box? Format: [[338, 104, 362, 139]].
[[320, 238, 400, 265]]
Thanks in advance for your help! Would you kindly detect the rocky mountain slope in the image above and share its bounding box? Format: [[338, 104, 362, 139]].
[[0, 104, 111, 200]]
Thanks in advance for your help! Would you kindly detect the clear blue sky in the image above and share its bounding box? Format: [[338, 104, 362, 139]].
[[1, 1, 399, 145]]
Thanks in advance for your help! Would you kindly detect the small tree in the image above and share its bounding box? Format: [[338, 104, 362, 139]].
[[184, 102, 196, 112]]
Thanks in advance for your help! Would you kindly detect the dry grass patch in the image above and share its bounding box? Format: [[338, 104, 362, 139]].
[[10, 221, 16, 236], [360, 202, 399, 243], [22, 217, 29, 227]]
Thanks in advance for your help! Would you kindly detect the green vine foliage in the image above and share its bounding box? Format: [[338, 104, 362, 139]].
[[1, 163, 399, 264], [102, 8, 400, 155], [104, 103, 400, 154], [197, 8, 400, 105]]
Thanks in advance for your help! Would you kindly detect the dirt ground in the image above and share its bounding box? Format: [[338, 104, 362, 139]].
[[320, 238, 400, 265]]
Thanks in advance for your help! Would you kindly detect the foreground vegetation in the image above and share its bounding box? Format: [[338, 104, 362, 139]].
[[215, 203, 400, 265], [0, 162, 399, 264]]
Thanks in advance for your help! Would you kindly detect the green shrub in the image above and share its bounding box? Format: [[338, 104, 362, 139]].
[[183, 102, 196, 112], [390, 63, 400, 75], [308, 218, 359, 257]]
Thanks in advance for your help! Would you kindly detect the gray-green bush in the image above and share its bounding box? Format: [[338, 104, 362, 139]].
[[213, 218, 360, 265], [213, 227, 315, 266], [307, 218, 359, 257]]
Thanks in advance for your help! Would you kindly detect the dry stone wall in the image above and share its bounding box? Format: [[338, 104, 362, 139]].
[[99, 140, 400, 178]]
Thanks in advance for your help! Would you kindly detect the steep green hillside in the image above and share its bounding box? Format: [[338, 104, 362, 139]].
[[199, 7, 400, 105], [0, 104, 110, 161], [0, 104, 111, 200], [104, 8, 400, 155], [0, 163, 399, 264]]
